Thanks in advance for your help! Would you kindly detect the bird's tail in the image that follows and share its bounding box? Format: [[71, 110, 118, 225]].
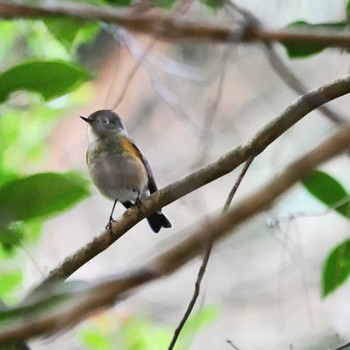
[[147, 211, 172, 233]]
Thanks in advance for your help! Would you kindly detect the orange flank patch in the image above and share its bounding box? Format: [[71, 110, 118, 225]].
[[121, 136, 142, 162]]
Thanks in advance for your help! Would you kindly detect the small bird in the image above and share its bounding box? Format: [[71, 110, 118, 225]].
[[81, 109, 172, 233]]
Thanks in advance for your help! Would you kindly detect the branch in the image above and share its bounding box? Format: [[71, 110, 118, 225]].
[[43, 73, 350, 284], [1, 1, 350, 48], [1, 125, 350, 345]]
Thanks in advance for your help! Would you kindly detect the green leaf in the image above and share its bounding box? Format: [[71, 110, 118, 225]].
[[0, 280, 88, 323], [0, 60, 90, 103], [106, 0, 132, 6], [0, 169, 19, 188], [123, 317, 172, 350], [45, 19, 85, 50], [0, 107, 64, 170], [302, 170, 350, 218], [322, 239, 350, 297], [0, 226, 23, 250], [45, 19, 100, 51], [80, 329, 112, 350], [150, 0, 177, 9], [347, 0, 350, 17], [201, 0, 225, 12], [0, 221, 42, 252], [283, 21, 348, 58], [0, 172, 90, 228], [75, 23, 100, 48], [62, 0, 132, 6], [0, 270, 22, 300]]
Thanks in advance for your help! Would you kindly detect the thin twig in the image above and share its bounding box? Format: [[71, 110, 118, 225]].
[[167, 241, 212, 350], [168, 158, 254, 350], [228, 0, 348, 126], [113, 36, 157, 109], [113, 27, 201, 136], [194, 46, 230, 167], [167, 47, 230, 349], [222, 157, 254, 213], [267, 197, 350, 227], [108, 0, 194, 109], [226, 339, 241, 350], [102, 39, 122, 108], [264, 43, 348, 125]]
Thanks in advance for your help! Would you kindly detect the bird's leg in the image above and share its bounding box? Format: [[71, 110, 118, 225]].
[[106, 199, 118, 230], [135, 192, 141, 206]]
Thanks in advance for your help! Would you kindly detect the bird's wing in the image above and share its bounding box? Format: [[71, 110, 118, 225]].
[[122, 136, 158, 194]]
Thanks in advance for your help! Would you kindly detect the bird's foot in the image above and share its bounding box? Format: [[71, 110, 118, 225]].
[[105, 217, 116, 231], [135, 193, 142, 206]]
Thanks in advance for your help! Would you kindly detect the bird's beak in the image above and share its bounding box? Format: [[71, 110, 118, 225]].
[[80, 116, 91, 123]]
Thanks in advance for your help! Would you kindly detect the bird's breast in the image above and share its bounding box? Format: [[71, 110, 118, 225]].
[[87, 146, 148, 202]]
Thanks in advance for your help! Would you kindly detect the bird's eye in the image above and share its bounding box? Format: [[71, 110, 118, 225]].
[[102, 118, 109, 124]]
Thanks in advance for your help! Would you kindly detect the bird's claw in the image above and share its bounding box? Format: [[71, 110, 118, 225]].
[[105, 217, 115, 231]]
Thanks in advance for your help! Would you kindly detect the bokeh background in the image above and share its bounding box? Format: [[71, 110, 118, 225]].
[[1, 1, 349, 349]]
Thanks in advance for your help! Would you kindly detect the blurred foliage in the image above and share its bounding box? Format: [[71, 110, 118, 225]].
[[0, 9, 94, 308], [0, 271, 22, 303], [80, 306, 218, 350], [44, 19, 99, 51], [0, 0, 348, 348], [0, 279, 89, 323], [0, 274, 217, 348]]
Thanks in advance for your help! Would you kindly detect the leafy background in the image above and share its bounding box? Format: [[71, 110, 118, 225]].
[[0, 0, 349, 349]]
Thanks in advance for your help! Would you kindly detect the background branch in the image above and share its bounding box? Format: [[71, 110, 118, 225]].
[[43, 73, 350, 284], [0, 1, 350, 47], [264, 43, 348, 125], [228, 1, 348, 126], [1, 125, 350, 345]]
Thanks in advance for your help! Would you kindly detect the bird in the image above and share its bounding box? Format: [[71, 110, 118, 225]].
[[81, 109, 172, 233]]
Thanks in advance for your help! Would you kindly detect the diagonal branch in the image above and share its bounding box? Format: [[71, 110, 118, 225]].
[[1, 1, 350, 47], [42, 73, 350, 285], [1, 125, 350, 345]]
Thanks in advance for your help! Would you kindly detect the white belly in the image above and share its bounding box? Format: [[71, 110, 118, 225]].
[[89, 153, 148, 203]]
